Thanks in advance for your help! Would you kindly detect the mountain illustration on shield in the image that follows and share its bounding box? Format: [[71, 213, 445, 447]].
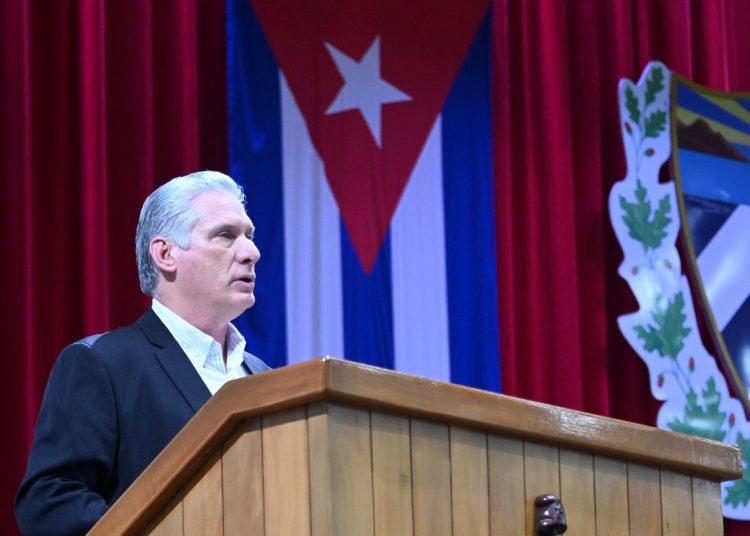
[[677, 118, 749, 162]]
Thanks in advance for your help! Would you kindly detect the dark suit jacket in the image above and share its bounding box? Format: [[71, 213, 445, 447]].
[[15, 309, 270, 536]]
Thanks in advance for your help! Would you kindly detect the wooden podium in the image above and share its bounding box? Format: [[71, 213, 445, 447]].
[[89, 358, 741, 535]]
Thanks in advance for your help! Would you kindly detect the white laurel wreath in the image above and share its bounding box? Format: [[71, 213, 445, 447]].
[[609, 60, 749, 519]]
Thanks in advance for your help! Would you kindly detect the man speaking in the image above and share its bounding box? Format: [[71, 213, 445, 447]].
[[16, 171, 270, 536]]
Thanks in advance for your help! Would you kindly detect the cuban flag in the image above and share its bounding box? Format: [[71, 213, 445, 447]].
[[227, 0, 500, 392]]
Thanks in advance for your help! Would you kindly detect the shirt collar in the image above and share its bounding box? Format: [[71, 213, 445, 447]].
[[151, 299, 247, 372]]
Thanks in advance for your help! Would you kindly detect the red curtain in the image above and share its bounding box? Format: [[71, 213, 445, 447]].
[[4, 0, 750, 534], [494, 0, 750, 413], [492, 2, 750, 532], [0, 0, 227, 533]]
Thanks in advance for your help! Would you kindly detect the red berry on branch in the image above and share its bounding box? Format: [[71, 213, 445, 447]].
[[657, 374, 664, 388], [624, 122, 632, 134], [730, 413, 736, 427], [689, 357, 695, 371], [645, 148, 655, 156]]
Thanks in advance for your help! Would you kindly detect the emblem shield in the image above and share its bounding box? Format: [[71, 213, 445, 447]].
[[670, 75, 750, 411]]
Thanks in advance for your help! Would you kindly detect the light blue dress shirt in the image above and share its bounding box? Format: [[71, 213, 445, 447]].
[[151, 299, 248, 394]]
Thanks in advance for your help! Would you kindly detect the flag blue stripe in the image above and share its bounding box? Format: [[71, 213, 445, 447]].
[[441, 14, 501, 392], [228, 0, 288, 367], [341, 228, 396, 369]]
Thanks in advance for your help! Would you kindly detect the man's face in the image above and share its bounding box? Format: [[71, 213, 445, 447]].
[[172, 190, 260, 323]]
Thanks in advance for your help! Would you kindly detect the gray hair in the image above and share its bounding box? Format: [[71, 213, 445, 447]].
[[135, 170, 246, 296]]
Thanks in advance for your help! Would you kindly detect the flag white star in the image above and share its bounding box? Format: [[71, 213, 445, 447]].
[[324, 36, 411, 147]]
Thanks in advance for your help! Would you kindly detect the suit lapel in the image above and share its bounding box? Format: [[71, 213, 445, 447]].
[[136, 309, 212, 413], [243, 352, 270, 374]]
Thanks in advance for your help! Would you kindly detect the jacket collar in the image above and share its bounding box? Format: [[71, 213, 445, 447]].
[[136, 309, 212, 412]]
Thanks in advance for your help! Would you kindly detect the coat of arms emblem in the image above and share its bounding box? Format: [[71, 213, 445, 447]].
[[610, 62, 750, 519], [671, 76, 750, 412]]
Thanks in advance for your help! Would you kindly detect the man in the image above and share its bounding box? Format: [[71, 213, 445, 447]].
[[16, 171, 270, 536]]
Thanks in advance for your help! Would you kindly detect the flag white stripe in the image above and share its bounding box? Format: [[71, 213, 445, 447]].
[[281, 74, 345, 363], [391, 117, 451, 382], [698, 204, 750, 331]]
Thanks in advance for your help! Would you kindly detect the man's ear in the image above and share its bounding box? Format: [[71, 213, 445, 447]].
[[149, 237, 178, 274]]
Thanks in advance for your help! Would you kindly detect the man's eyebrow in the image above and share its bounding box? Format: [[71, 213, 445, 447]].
[[208, 222, 255, 235], [209, 223, 235, 233]]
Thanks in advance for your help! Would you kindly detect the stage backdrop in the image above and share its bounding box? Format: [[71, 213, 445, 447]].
[[5, 0, 750, 534]]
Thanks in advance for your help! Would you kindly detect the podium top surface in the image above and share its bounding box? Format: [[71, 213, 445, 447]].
[[213, 357, 741, 476], [91, 357, 742, 535]]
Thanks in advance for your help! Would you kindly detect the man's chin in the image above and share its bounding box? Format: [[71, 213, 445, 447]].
[[229, 294, 255, 317]]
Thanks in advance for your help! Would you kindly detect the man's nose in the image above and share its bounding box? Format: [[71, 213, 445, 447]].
[[237, 237, 260, 264]]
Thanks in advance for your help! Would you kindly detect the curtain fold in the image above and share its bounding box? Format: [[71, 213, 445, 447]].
[[494, 0, 750, 418], [5, 0, 750, 533], [1, 1, 227, 533]]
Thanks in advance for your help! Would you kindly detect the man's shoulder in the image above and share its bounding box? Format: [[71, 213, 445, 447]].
[[60, 310, 162, 364], [69, 320, 145, 352], [70, 324, 138, 349], [42, 317, 154, 395]]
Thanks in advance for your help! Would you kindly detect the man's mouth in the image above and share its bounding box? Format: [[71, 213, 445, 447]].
[[234, 275, 256, 288]]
